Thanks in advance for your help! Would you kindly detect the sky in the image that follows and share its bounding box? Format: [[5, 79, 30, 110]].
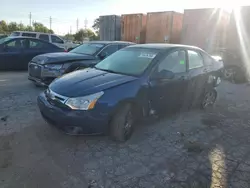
[[1, 0, 250, 35]]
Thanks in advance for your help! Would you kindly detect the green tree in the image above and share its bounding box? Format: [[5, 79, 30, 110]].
[[25, 25, 33, 32], [64, 34, 75, 41], [18, 23, 25, 31], [92, 18, 100, 36], [33, 22, 49, 33], [8, 22, 18, 33], [0, 20, 8, 33], [74, 29, 99, 41]]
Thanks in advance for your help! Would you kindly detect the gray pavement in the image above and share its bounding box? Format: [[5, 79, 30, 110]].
[[1, 72, 250, 188]]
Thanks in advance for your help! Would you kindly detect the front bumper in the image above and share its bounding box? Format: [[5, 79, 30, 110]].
[[28, 62, 63, 86], [37, 92, 110, 135]]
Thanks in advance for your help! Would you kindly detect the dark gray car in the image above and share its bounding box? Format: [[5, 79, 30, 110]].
[[28, 41, 135, 86]]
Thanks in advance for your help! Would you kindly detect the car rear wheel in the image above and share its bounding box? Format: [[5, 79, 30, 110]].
[[110, 103, 135, 142], [201, 89, 217, 109]]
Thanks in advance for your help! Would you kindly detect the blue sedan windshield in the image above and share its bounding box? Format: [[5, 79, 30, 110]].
[[70, 43, 104, 55], [0, 37, 11, 44], [95, 48, 159, 76]]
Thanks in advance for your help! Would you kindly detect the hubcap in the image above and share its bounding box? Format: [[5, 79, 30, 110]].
[[202, 91, 216, 108], [124, 111, 133, 138], [224, 68, 235, 79]]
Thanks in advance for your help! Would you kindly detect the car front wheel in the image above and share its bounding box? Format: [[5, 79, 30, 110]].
[[110, 103, 135, 142]]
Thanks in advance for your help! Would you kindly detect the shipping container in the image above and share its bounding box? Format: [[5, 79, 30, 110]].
[[99, 15, 121, 41], [222, 6, 250, 82], [181, 8, 230, 53], [121, 13, 147, 43], [226, 6, 250, 52], [145, 11, 183, 43]]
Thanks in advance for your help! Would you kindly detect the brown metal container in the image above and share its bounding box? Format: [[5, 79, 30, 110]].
[[121, 13, 147, 43], [227, 6, 250, 51], [145, 11, 183, 44], [181, 8, 230, 53]]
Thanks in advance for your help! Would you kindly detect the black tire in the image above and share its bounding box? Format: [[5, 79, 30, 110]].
[[223, 66, 246, 83], [201, 89, 217, 109], [110, 103, 135, 142]]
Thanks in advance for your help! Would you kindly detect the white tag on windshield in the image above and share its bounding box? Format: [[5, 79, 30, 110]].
[[139, 53, 156, 59]]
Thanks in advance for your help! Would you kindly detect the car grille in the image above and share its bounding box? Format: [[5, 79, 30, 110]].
[[29, 63, 42, 78]]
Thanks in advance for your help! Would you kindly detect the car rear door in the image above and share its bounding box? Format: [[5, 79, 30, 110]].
[[149, 49, 190, 114], [185, 49, 209, 108]]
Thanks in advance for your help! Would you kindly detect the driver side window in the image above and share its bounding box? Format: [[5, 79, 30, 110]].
[[157, 50, 187, 73], [4, 39, 25, 52], [101, 44, 118, 56]]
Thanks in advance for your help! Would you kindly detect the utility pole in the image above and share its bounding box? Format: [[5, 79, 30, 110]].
[[29, 12, 32, 27], [84, 18, 88, 29], [49, 16, 52, 30], [70, 26, 72, 34], [84, 18, 88, 41], [76, 18, 79, 32]]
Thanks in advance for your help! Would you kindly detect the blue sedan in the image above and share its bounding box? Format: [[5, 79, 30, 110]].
[[0, 36, 65, 70], [38, 44, 223, 142]]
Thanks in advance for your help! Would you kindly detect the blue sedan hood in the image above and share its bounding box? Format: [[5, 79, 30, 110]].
[[32, 52, 96, 64], [49, 68, 138, 97]]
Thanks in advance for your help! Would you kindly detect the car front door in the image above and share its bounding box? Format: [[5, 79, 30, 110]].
[[0, 38, 24, 70], [149, 50, 190, 114], [186, 50, 208, 108], [21, 39, 52, 69]]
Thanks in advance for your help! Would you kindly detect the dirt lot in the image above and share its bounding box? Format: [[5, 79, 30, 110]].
[[1, 72, 250, 188]]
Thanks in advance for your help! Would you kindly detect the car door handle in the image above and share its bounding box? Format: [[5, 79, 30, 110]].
[[203, 68, 208, 72]]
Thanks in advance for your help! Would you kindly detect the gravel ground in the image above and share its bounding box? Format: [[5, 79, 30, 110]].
[[1, 72, 250, 188]]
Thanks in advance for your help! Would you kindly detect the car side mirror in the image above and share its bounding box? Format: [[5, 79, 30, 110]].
[[153, 70, 175, 80]]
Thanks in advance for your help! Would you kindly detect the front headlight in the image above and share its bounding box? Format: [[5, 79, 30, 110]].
[[65, 91, 104, 110], [44, 64, 63, 70]]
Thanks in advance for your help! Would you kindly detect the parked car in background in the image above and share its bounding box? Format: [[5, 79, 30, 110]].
[[216, 48, 247, 83], [10, 31, 78, 51], [0, 34, 8, 39], [37, 44, 223, 141], [28, 41, 135, 86], [0, 36, 65, 70]]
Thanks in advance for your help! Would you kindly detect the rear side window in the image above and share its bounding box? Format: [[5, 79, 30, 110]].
[[101, 45, 118, 56], [39, 34, 49, 42], [22, 33, 36, 38], [188, 50, 204, 69], [157, 50, 187, 73], [202, 53, 215, 66], [10, 32, 20, 36], [29, 39, 51, 49], [51, 35, 64, 44], [118, 44, 128, 50]]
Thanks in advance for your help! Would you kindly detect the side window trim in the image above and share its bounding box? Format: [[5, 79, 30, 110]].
[[187, 50, 204, 70]]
